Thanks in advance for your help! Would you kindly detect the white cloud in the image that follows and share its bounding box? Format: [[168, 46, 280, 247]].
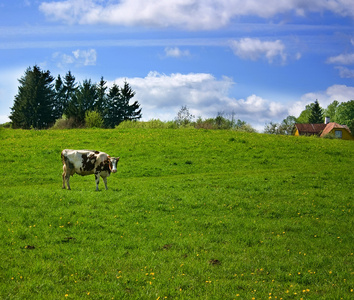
[[335, 66, 354, 78], [289, 84, 354, 117], [108, 72, 354, 131], [72, 49, 97, 65], [327, 53, 354, 65], [0, 67, 26, 124], [230, 38, 287, 64], [39, 0, 354, 30], [109, 71, 288, 129], [52, 49, 97, 67], [164, 47, 190, 58]]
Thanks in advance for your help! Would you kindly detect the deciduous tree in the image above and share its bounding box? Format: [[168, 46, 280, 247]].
[[336, 100, 354, 134]]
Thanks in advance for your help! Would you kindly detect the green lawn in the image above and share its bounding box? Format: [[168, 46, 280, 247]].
[[0, 128, 353, 299]]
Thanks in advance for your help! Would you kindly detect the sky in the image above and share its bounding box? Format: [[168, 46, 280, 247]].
[[0, 0, 354, 131]]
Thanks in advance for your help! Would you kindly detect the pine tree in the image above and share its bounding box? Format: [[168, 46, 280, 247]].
[[105, 83, 122, 128], [53, 75, 66, 120], [96, 76, 107, 112], [62, 71, 78, 116], [66, 79, 97, 125], [10, 65, 55, 129], [105, 81, 142, 128], [120, 81, 142, 122], [309, 100, 324, 124]]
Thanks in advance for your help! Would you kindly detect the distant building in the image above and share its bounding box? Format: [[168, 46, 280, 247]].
[[294, 118, 353, 140]]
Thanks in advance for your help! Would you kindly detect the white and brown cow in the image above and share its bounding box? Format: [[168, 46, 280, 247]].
[[61, 149, 119, 191]]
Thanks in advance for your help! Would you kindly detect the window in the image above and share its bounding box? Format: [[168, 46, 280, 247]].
[[335, 130, 342, 138]]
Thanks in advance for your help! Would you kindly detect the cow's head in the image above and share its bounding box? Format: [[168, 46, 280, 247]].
[[108, 156, 120, 173]]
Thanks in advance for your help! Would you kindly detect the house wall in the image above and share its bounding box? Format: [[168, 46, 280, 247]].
[[329, 129, 354, 140]]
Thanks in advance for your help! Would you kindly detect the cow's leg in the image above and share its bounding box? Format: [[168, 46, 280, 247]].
[[95, 173, 100, 191], [62, 165, 66, 189], [102, 176, 108, 190], [65, 173, 71, 190], [62, 165, 71, 189]]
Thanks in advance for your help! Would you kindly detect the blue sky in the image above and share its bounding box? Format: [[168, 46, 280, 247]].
[[1, 0, 354, 131]]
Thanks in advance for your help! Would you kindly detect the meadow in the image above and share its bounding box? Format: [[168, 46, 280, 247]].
[[0, 127, 353, 299]]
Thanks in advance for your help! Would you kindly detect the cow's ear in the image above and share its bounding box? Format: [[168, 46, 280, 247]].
[[108, 155, 111, 158], [117, 157, 120, 161]]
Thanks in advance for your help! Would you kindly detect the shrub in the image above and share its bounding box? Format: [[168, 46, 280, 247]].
[[116, 119, 178, 129], [51, 115, 77, 129], [85, 111, 104, 128], [322, 133, 340, 139], [0, 122, 12, 128], [234, 123, 257, 133]]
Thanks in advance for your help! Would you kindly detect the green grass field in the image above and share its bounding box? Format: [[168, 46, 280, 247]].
[[0, 128, 353, 299]]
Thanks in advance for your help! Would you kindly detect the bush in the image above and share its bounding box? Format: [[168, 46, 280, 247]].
[[322, 133, 340, 139], [51, 115, 77, 129], [233, 123, 257, 133], [116, 119, 178, 129], [0, 122, 12, 128], [85, 111, 104, 128]]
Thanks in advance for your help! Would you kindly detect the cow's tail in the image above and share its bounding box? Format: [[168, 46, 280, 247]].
[[61, 150, 67, 165]]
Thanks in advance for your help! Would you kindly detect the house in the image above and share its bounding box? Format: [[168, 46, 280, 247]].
[[294, 123, 327, 136], [320, 122, 354, 140], [294, 119, 353, 140]]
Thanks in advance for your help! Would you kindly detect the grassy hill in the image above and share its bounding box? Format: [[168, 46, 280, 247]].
[[0, 128, 353, 299]]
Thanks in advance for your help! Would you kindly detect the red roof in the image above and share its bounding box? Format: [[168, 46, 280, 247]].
[[295, 123, 326, 135]]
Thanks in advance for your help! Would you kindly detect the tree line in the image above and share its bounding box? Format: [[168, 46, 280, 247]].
[[264, 99, 354, 135], [9, 65, 142, 129]]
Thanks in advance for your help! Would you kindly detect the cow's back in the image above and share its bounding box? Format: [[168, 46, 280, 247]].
[[62, 149, 104, 175]]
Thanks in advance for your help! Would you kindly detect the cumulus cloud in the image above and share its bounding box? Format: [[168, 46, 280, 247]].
[[164, 47, 190, 58], [39, 0, 354, 29], [230, 38, 287, 64], [109, 71, 288, 129], [52, 49, 97, 67], [289, 84, 354, 117]]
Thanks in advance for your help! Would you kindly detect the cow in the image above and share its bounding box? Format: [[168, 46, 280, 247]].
[[61, 149, 119, 191]]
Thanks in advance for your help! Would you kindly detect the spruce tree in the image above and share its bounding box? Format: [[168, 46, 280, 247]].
[[105, 83, 122, 128], [309, 100, 324, 124], [62, 71, 78, 116], [120, 81, 142, 122], [10, 65, 55, 129], [96, 76, 107, 113], [66, 79, 97, 125], [105, 81, 142, 128], [53, 75, 66, 120]]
